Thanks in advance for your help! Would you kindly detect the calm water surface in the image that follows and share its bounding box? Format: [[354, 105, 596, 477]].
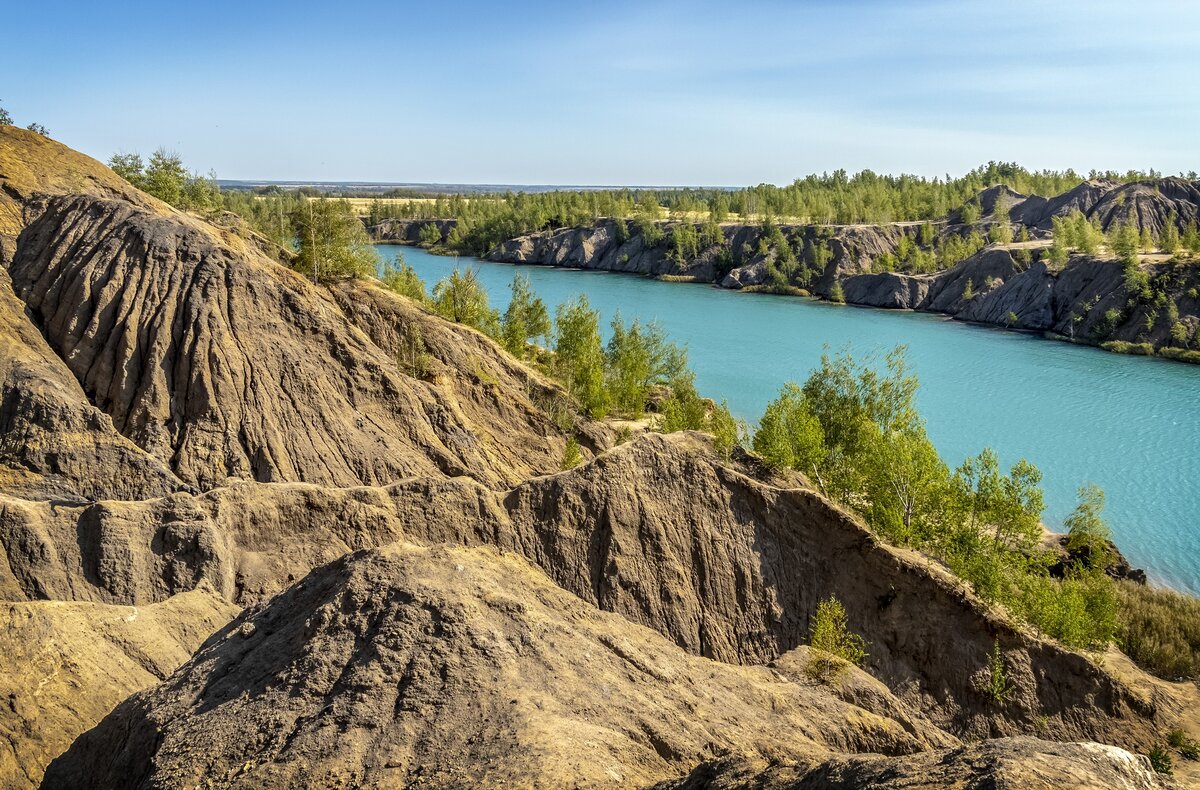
[[380, 245, 1200, 593]]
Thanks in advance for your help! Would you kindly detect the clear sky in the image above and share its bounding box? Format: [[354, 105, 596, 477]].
[[4, 0, 1197, 185]]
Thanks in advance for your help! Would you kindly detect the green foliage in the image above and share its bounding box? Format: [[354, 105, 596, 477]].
[[809, 595, 867, 667], [657, 374, 740, 457], [962, 278, 975, 301], [752, 346, 1118, 651], [919, 221, 935, 246], [108, 148, 219, 213], [394, 322, 433, 380], [560, 436, 583, 470], [1148, 745, 1174, 775], [752, 383, 826, 478], [1116, 581, 1200, 680], [380, 254, 428, 302], [0, 101, 11, 125], [1183, 221, 1200, 257], [26, 122, 48, 136], [431, 268, 500, 335], [292, 199, 379, 282], [501, 274, 551, 359], [960, 199, 982, 225], [553, 296, 608, 417], [604, 313, 688, 415], [828, 282, 846, 304], [987, 640, 1014, 703], [669, 222, 700, 264], [1111, 221, 1140, 266], [936, 230, 986, 269], [418, 222, 442, 247], [219, 189, 302, 251], [989, 193, 1013, 244], [1168, 729, 1200, 761], [1064, 484, 1112, 570]]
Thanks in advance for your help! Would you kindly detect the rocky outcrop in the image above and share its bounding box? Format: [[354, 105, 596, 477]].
[[368, 217, 456, 244], [657, 737, 1177, 789], [1, 433, 1182, 753], [0, 126, 163, 259], [5, 195, 581, 495], [0, 587, 237, 789], [0, 266, 181, 501], [481, 177, 1200, 355], [5, 129, 1198, 788], [43, 543, 956, 789], [842, 248, 1200, 346]]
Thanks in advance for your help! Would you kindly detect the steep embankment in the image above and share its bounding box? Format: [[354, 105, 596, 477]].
[[42, 543, 954, 789], [2, 433, 1189, 755], [7, 195, 581, 493], [2, 126, 1196, 788], [843, 248, 1200, 349], [0, 587, 237, 788], [370, 217, 457, 245], [658, 738, 1177, 789], [481, 178, 1200, 357]]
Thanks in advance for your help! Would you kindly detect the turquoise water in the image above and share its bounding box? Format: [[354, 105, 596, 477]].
[[380, 245, 1200, 593]]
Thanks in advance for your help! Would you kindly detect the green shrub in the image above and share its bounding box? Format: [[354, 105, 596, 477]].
[[1148, 744, 1174, 775], [988, 639, 1014, 703], [380, 257, 427, 303], [432, 268, 500, 336], [810, 595, 867, 665], [1116, 582, 1200, 680], [1099, 340, 1155, 356], [1159, 347, 1200, 364], [418, 222, 442, 247], [560, 436, 583, 470]]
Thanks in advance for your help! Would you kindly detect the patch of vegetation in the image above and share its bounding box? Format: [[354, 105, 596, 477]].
[[1159, 347, 1200, 364], [560, 437, 583, 470], [988, 639, 1014, 703], [418, 222, 442, 247], [751, 347, 1118, 650], [1116, 582, 1200, 680], [380, 255, 428, 302], [109, 149, 220, 214], [805, 595, 868, 681], [1168, 729, 1200, 761], [292, 199, 379, 281], [1148, 744, 1174, 775], [1099, 340, 1155, 356]]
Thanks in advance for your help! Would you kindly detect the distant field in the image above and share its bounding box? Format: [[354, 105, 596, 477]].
[[300, 196, 485, 217]]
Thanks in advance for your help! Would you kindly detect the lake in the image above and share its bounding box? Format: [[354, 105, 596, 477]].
[[380, 244, 1200, 594]]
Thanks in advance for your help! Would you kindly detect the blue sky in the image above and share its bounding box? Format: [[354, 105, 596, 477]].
[[4, 0, 1197, 185]]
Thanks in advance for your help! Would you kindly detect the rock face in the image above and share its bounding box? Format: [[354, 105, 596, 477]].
[[657, 737, 1176, 789], [0, 587, 237, 788], [368, 217, 457, 245], [4, 195, 580, 496], [0, 434, 1179, 753], [43, 543, 955, 789], [482, 177, 1200, 355], [842, 248, 1200, 347], [4, 128, 1199, 789]]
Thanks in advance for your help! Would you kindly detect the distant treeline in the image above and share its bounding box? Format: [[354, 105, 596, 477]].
[[359, 162, 1184, 256], [106, 147, 1189, 260]]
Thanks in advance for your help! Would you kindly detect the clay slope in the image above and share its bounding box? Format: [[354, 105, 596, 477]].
[[0, 265, 180, 501], [3, 434, 1184, 753], [0, 125, 164, 256], [658, 738, 1176, 789], [4, 194, 578, 494], [43, 543, 952, 789], [0, 587, 237, 789]]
